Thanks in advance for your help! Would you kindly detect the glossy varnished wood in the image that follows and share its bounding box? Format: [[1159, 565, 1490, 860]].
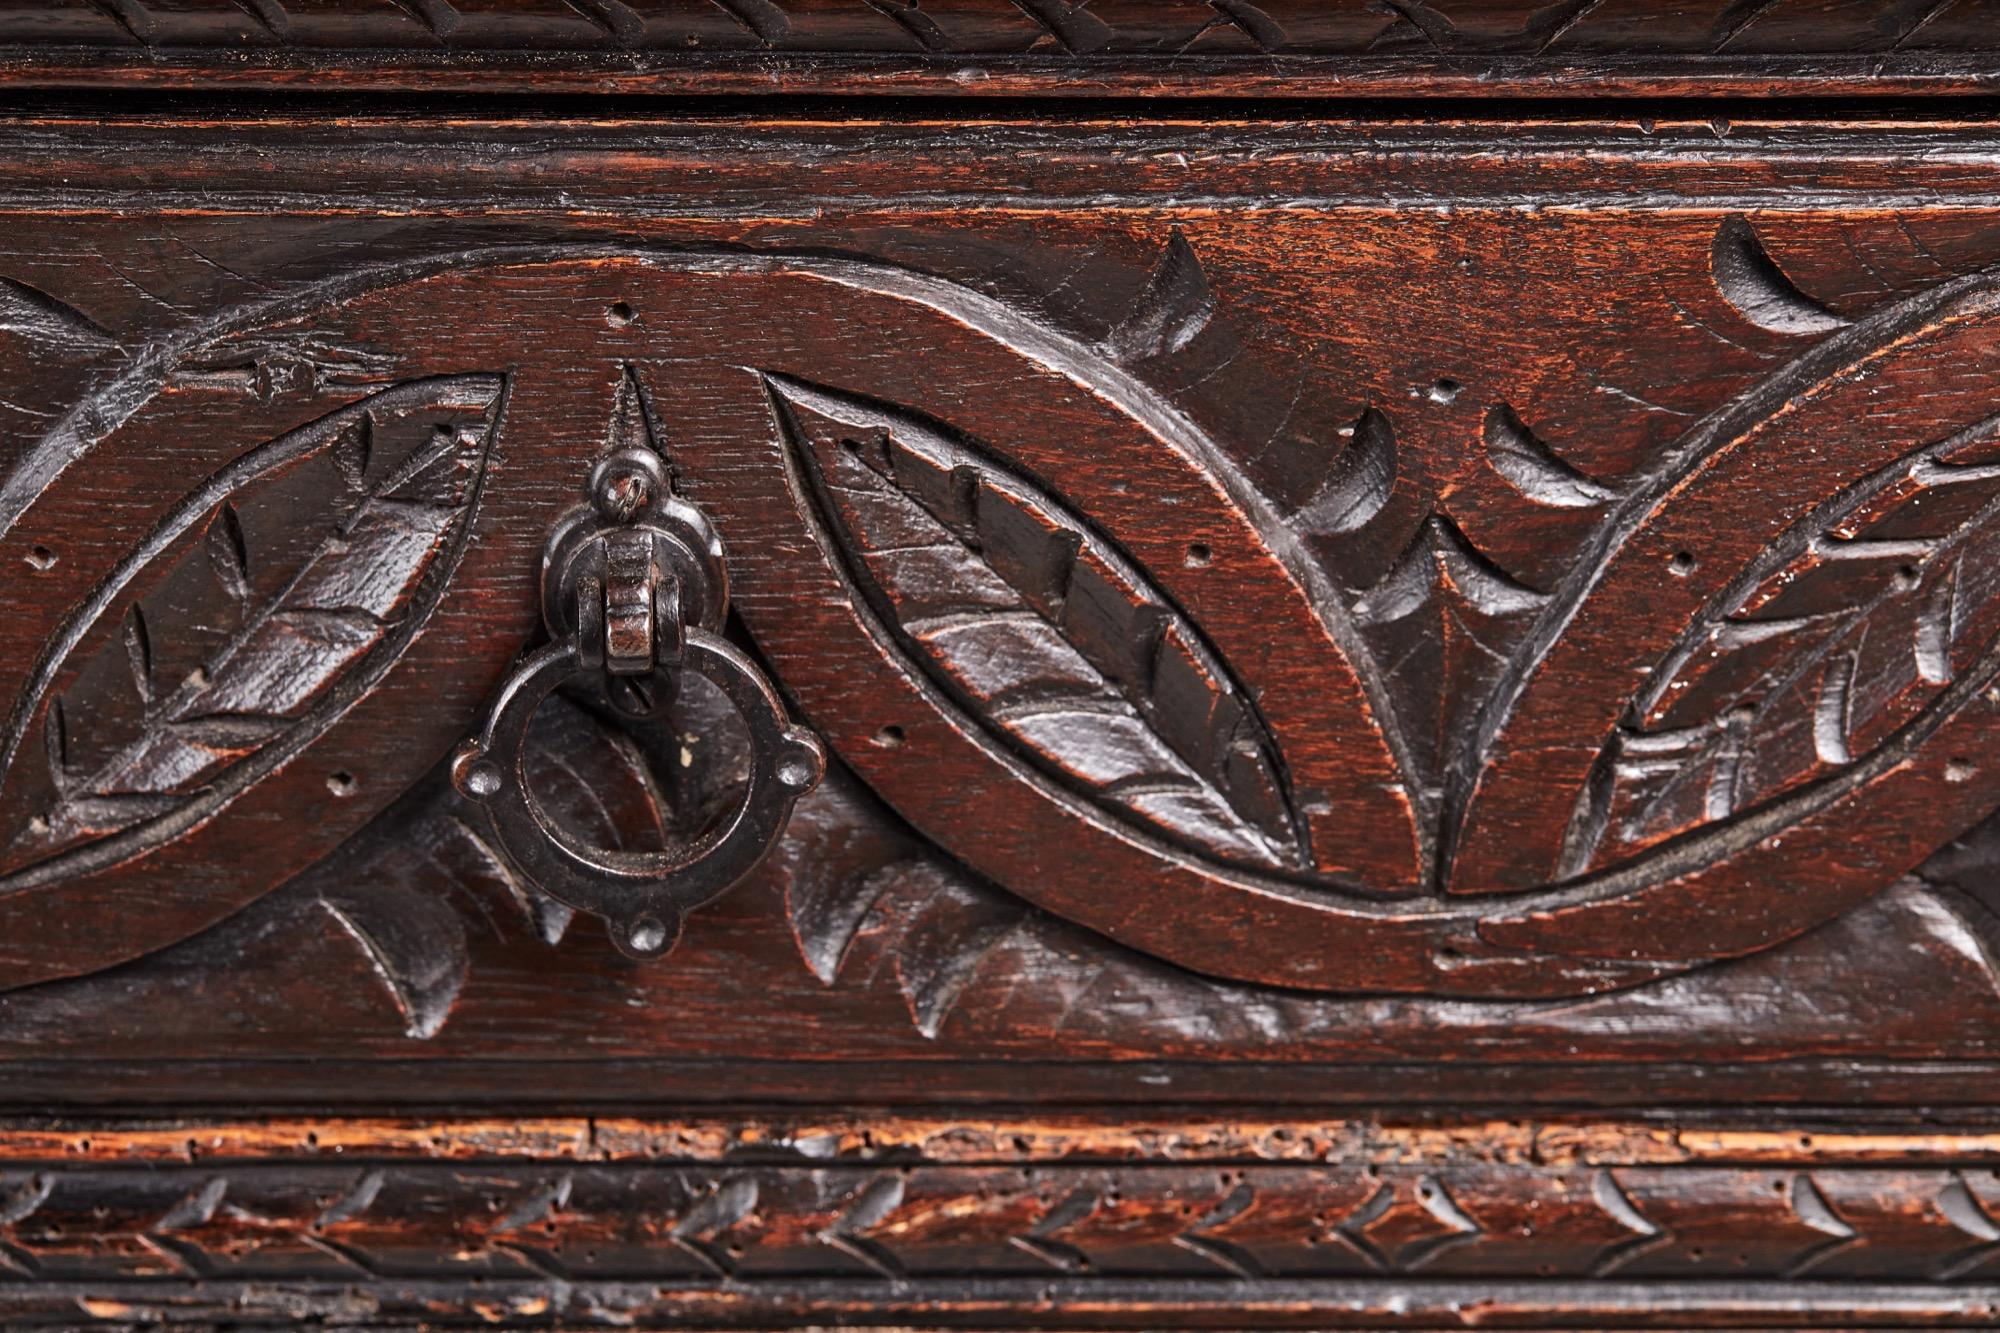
[[0, 1116, 1997, 1327], [2, 50, 2000, 1328]]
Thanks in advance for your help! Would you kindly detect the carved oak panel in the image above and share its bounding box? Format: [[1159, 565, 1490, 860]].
[[1, 94, 2000, 1327], [2, 112, 2000, 1104]]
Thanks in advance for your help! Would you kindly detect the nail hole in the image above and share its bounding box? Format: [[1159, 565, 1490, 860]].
[[1184, 542, 1212, 569], [1668, 551, 1697, 577], [605, 301, 636, 327], [1428, 378, 1462, 404], [873, 725, 905, 750], [25, 544, 55, 571], [1894, 564, 1922, 591], [326, 771, 358, 798]]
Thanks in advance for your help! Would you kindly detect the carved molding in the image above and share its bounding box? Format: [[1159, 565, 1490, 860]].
[[7, 0, 1993, 56], [1, 1, 1998, 98], [0, 1117, 1998, 1326]]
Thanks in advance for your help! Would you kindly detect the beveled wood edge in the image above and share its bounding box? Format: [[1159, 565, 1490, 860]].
[[5, 1114, 1999, 1165]]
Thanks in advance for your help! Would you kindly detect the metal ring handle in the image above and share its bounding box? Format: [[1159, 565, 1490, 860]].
[[453, 629, 824, 959]]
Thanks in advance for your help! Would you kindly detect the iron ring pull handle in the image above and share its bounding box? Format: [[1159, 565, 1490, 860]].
[[452, 448, 824, 960]]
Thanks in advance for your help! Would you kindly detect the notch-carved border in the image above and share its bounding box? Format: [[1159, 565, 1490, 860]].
[[2, 1116, 1999, 1327]]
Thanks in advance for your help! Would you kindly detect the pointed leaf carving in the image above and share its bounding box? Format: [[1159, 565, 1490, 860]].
[[0, 277, 118, 354], [767, 373, 1307, 873], [1293, 407, 1398, 536], [1455, 270, 2000, 964], [859, 0, 951, 50], [1206, 0, 1288, 51], [709, 0, 789, 43], [1347, 513, 1549, 809], [1565, 412, 2000, 874], [318, 879, 468, 1040], [1104, 229, 1215, 364], [0, 375, 504, 895]]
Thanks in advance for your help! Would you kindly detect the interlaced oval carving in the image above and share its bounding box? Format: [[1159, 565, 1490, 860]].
[[7, 244, 2000, 997]]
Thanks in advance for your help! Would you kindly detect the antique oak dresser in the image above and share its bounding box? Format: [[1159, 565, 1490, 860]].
[[6, 3, 2000, 1328]]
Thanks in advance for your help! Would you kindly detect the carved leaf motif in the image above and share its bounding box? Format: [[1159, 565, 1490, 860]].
[[0, 277, 118, 355], [1292, 406, 1397, 537], [317, 879, 469, 1041], [1103, 228, 1215, 364], [0, 376, 504, 893], [776, 766, 1031, 1039], [766, 373, 1308, 873], [1352, 513, 1550, 806], [1565, 413, 2000, 873], [1454, 268, 2000, 914]]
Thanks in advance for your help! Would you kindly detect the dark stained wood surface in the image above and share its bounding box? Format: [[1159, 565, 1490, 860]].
[[0, 1116, 1997, 1327], [3, 111, 2000, 1090], [3, 0, 2000, 98], [4, 89, 2000, 1328]]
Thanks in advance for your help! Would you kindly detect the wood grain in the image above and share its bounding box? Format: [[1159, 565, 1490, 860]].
[[5, 47, 2000, 1329], [0, 1116, 1993, 1326], [1, 110, 1999, 1152]]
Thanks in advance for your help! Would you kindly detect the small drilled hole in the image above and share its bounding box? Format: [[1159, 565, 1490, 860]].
[[326, 771, 358, 798], [605, 301, 636, 327], [1428, 378, 1462, 404], [1668, 551, 1697, 577], [873, 725, 905, 750], [1185, 542, 1212, 569], [1894, 564, 1922, 591], [25, 544, 55, 571]]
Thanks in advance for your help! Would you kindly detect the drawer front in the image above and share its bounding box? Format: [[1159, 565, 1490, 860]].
[[1, 112, 1997, 1093], [6, 107, 2000, 1328]]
